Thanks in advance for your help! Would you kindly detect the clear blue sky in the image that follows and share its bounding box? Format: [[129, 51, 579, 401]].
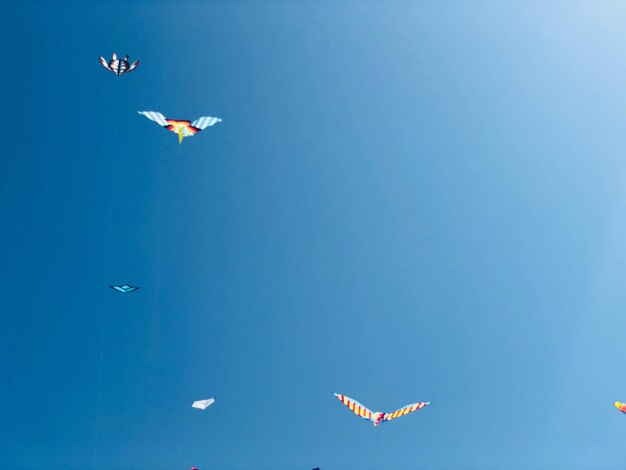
[[3, 1, 626, 469]]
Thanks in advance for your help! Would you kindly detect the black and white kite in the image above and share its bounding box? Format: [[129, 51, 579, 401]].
[[100, 53, 139, 76]]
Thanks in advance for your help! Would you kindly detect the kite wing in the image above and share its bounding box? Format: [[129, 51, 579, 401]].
[[192, 398, 215, 410], [383, 401, 431, 422], [615, 402, 626, 413], [333, 393, 373, 421], [128, 60, 139, 73], [99, 56, 112, 72], [190, 116, 222, 131], [138, 111, 169, 127]]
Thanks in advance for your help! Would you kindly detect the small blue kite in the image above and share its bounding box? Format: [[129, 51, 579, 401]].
[[110, 284, 139, 293]]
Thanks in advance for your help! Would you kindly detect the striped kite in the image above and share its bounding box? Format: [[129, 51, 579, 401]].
[[615, 402, 626, 413], [138, 111, 222, 144], [100, 53, 139, 76], [333, 393, 430, 427]]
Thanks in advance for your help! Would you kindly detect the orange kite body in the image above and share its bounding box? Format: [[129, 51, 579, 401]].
[[166, 120, 199, 135]]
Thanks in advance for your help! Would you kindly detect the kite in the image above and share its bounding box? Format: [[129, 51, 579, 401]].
[[192, 398, 215, 410], [333, 393, 430, 427], [615, 402, 626, 413], [138, 111, 222, 144], [110, 284, 139, 293], [100, 53, 139, 76]]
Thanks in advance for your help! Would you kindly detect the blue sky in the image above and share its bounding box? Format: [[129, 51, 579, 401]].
[[3, 1, 626, 469]]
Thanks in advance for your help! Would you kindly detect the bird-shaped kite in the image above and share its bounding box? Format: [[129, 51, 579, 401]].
[[100, 53, 139, 76], [333, 393, 430, 426], [138, 111, 222, 144], [615, 402, 626, 413]]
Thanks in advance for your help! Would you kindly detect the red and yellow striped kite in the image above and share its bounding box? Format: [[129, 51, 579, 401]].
[[333, 393, 430, 426], [615, 402, 626, 413]]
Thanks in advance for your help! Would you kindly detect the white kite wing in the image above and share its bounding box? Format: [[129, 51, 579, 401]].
[[127, 60, 140, 73], [192, 398, 215, 410], [138, 111, 169, 127], [191, 116, 222, 131], [100, 56, 112, 72]]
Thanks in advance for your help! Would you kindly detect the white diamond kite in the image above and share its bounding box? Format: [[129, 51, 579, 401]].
[[192, 398, 215, 410]]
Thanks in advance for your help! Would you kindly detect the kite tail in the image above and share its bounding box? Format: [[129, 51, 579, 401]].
[[177, 127, 184, 144]]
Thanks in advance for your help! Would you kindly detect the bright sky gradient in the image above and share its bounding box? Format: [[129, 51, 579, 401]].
[[3, 2, 626, 469]]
